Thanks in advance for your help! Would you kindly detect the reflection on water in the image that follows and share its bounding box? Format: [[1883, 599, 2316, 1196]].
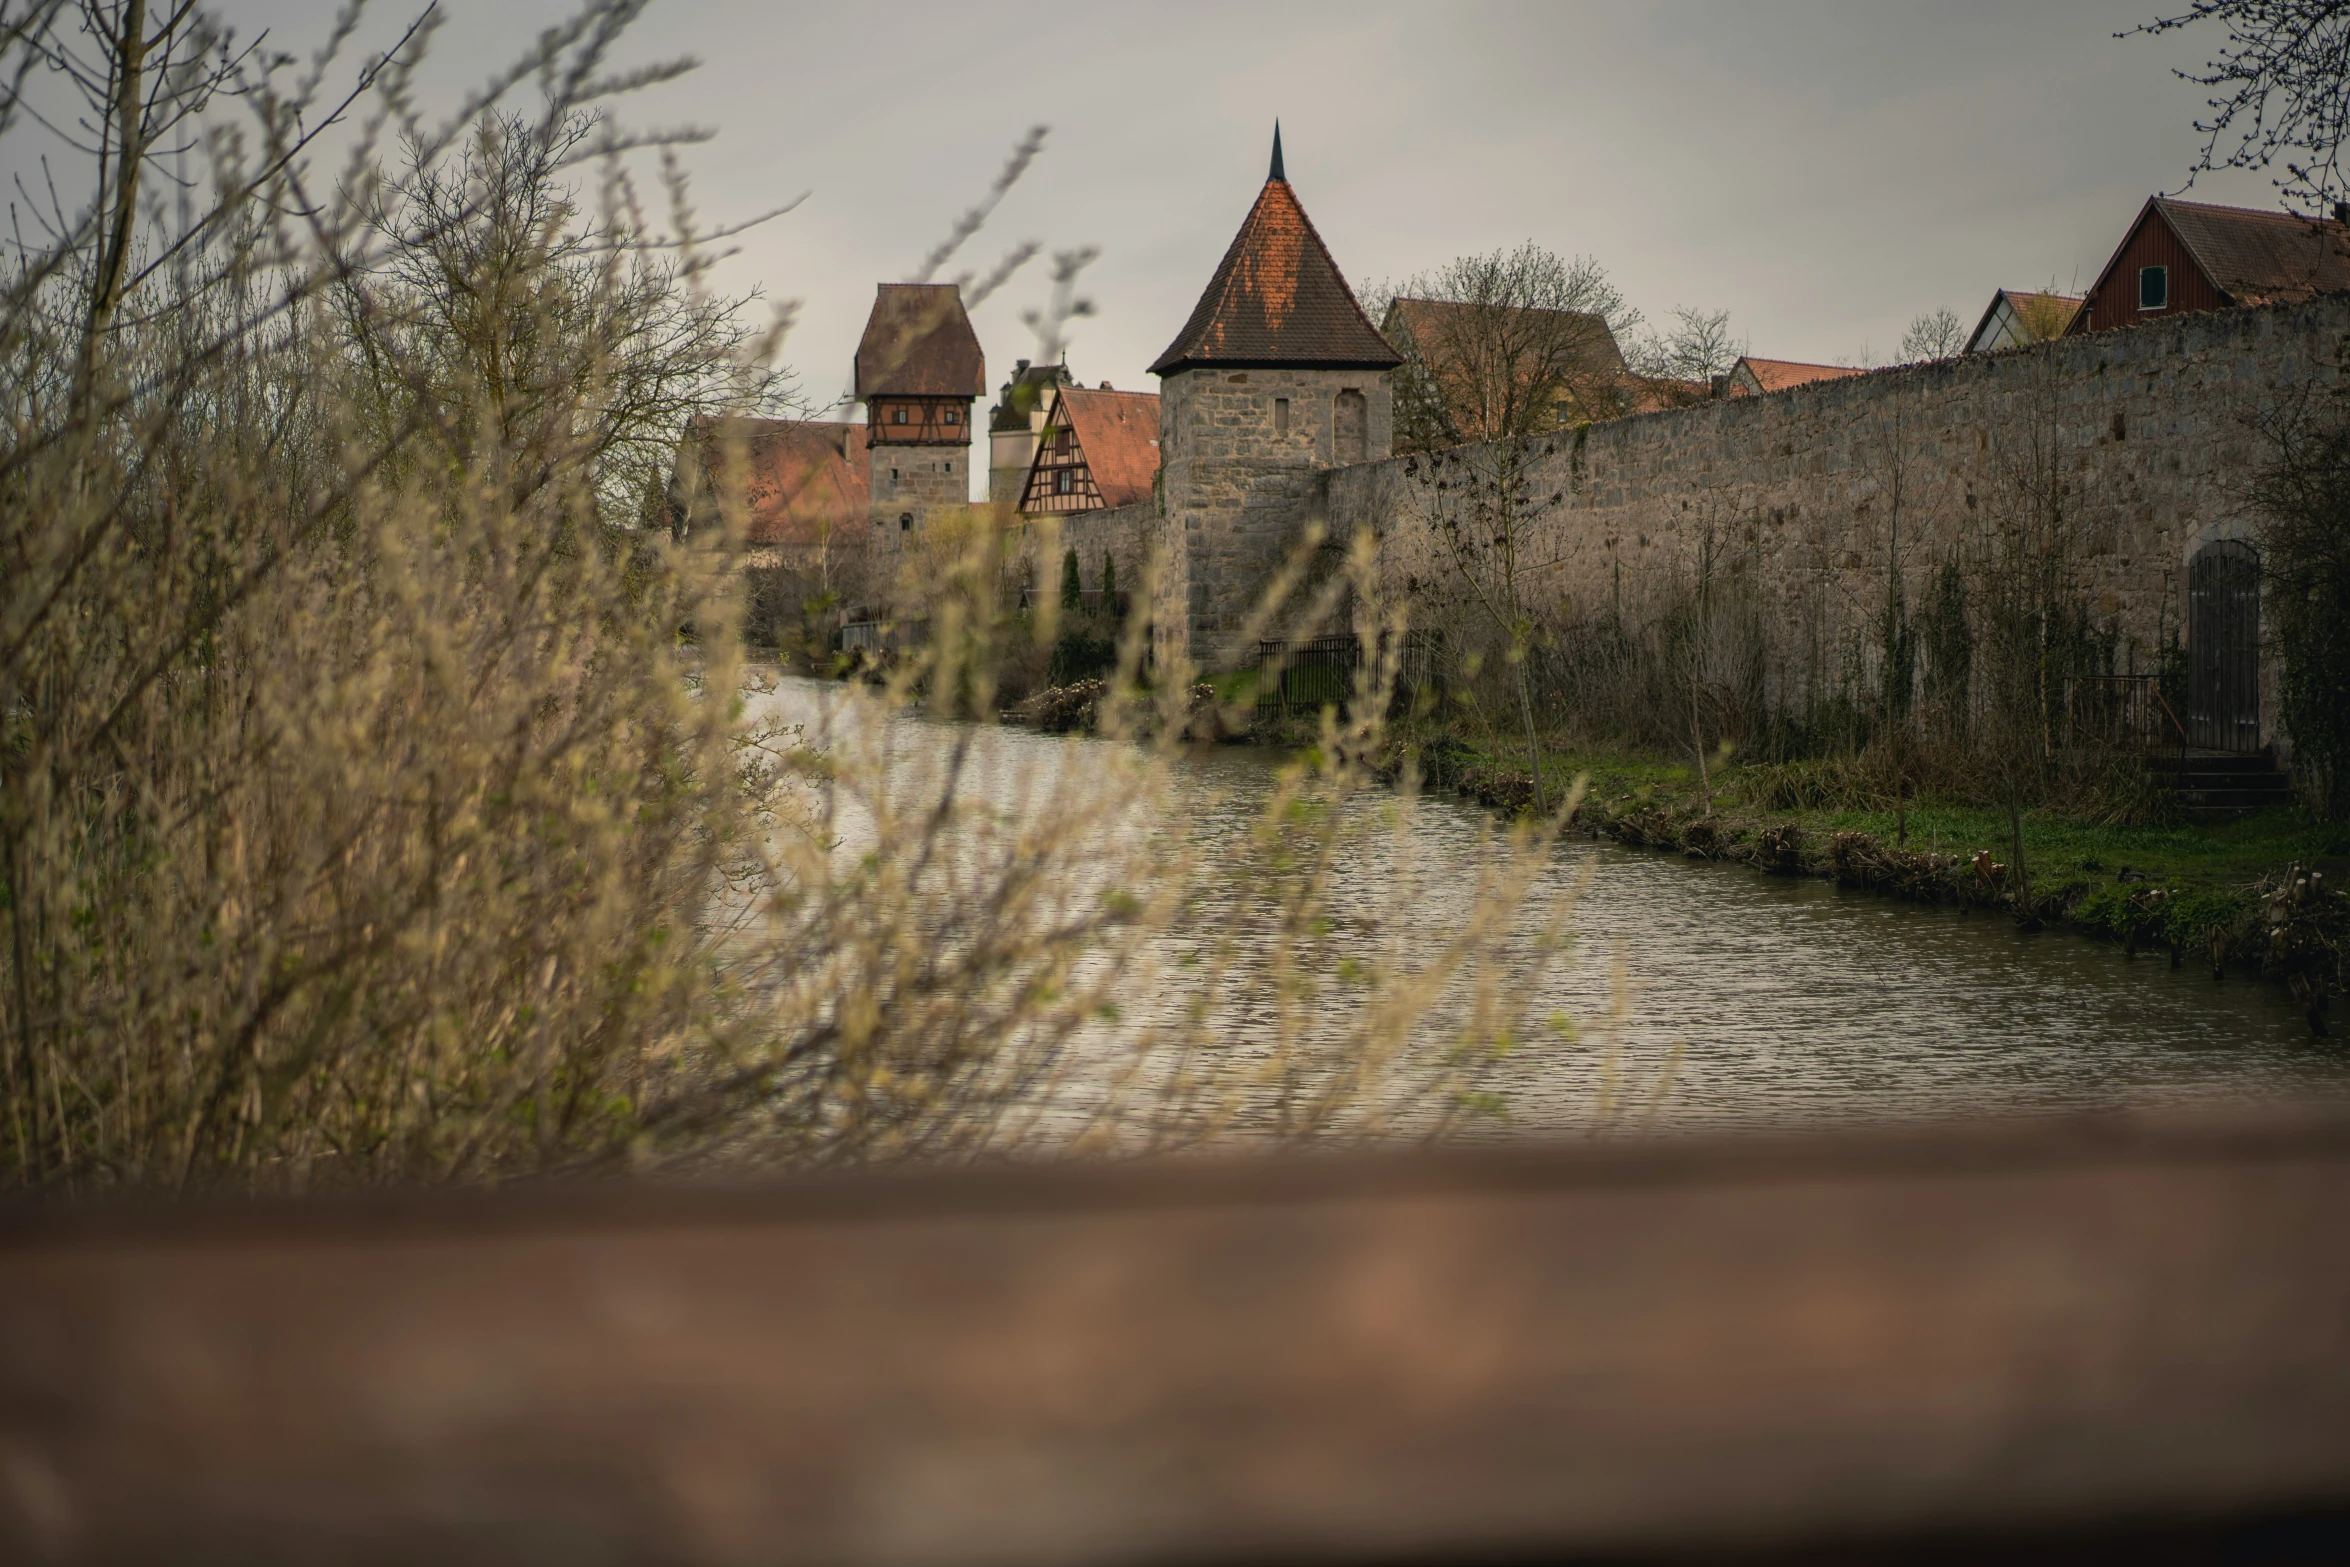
[[756, 677, 2350, 1135]]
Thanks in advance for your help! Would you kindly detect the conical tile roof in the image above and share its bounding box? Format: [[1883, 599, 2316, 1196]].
[[1149, 158, 1399, 377]]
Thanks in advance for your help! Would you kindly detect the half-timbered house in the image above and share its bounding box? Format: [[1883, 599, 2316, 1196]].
[[1019, 385, 1160, 516]]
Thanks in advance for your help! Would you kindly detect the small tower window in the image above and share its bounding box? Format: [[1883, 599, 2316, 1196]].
[[893, 406, 909, 425], [944, 408, 959, 425], [2139, 265, 2168, 311], [1274, 397, 1290, 435], [900, 513, 913, 531]]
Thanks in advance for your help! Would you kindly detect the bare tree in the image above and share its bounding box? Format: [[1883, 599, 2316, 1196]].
[[2132, 1, 2350, 213], [1626, 305, 1744, 390], [1368, 244, 1641, 455], [343, 109, 784, 527], [1899, 307, 1966, 362], [1409, 436, 1575, 813]]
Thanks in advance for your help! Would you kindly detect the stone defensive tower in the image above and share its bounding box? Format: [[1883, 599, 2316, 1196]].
[[854, 283, 984, 532], [1149, 125, 1401, 669]]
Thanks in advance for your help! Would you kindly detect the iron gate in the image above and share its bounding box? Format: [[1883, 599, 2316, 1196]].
[[2186, 539, 2260, 753]]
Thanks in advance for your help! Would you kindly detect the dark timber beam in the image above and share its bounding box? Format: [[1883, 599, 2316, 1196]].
[[5, 1107, 2350, 1564]]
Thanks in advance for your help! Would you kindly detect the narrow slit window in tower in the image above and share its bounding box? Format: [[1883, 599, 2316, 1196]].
[[1274, 398, 1290, 435]]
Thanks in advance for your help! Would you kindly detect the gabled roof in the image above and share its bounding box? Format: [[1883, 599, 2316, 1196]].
[[1046, 387, 1161, 508], [674, 417, 869, 544], [2084, 197, 2350, 316], [1149, 145, 1400, 376], [1964, 289, 2083, 354], [1728, 357, 1864, 395], [854, 283, 985, 398]]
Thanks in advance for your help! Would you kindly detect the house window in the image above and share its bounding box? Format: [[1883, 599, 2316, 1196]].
[[2139, 265, 2169, 311], [1274, 397, 1290, 435], [893, 406, 909, 425], [1055, 469, 1072, 495]]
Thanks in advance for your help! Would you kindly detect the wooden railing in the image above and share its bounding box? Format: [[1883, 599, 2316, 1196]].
[[6, 1106, 2350, 1563]]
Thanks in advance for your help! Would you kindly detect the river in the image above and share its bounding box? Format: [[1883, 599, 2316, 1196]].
[[753, 675, 2350, 1138]]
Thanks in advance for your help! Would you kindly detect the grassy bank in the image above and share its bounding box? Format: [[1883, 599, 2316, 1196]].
[[1395, 733, 2346, 1033]]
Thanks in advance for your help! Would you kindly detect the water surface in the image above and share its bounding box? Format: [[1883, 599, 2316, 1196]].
[[755, 676, 2348, 1136]]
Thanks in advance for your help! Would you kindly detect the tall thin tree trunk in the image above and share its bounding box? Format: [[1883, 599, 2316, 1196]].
[[2007, 792, 2030, 911], [1516, 657, 1546, 815], [1691, 674, 1711, 816]]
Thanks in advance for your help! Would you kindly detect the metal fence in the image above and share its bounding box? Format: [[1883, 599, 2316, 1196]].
[[1254, 630, 1443, 712], [2063, 673, 2189, 759], [837, 618, 929, 656]]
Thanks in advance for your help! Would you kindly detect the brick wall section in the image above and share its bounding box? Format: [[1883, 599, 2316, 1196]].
[[1310, 293, 2350, 748], [1155, 367, 1394, 668]]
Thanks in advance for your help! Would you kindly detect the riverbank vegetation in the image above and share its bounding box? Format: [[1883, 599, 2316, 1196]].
[[1389, 731, 2345, 1032], [0, 1, 1612, 1197]]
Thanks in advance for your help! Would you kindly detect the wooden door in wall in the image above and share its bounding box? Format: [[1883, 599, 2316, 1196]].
[[1333, 390, 1367, 465], [2186, 539, 2260, 752]]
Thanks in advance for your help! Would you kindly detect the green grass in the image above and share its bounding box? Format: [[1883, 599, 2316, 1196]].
[[1405, 733, 2347, 952]]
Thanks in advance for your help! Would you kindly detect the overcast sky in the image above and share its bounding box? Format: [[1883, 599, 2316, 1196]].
[[201, 0, 2283, 482]]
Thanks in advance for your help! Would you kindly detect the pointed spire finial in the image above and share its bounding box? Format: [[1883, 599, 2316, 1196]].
[[1270, 121, 1285, 182]]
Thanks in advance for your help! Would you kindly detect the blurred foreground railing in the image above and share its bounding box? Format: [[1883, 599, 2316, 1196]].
[[6, 1107, 2350, 1563]]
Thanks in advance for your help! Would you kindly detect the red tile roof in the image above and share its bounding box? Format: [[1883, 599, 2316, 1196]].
[[2152, 197, 2350, 305], [1730, 357, 1864, 395], [854, 283, 985, 398], [1052, 387, 1160, 508], [1150, 178, 1400, 375], [679, 417, 869, 544]]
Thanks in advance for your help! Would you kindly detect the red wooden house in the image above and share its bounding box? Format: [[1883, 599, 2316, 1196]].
[[2070, 197, 2350, 336]]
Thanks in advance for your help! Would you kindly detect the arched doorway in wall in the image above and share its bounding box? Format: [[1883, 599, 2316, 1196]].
[[2186, 538, 2261, 752]]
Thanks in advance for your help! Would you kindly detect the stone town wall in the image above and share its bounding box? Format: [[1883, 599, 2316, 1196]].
[[1053, 499, 1157, 592], [1155, 366, 1394, 667], [1304, 292, 2350, 747], [1008, 501, 1158, 617]]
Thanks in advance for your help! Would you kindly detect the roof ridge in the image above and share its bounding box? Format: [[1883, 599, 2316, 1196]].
[[2155, 194, 2343, 224]]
